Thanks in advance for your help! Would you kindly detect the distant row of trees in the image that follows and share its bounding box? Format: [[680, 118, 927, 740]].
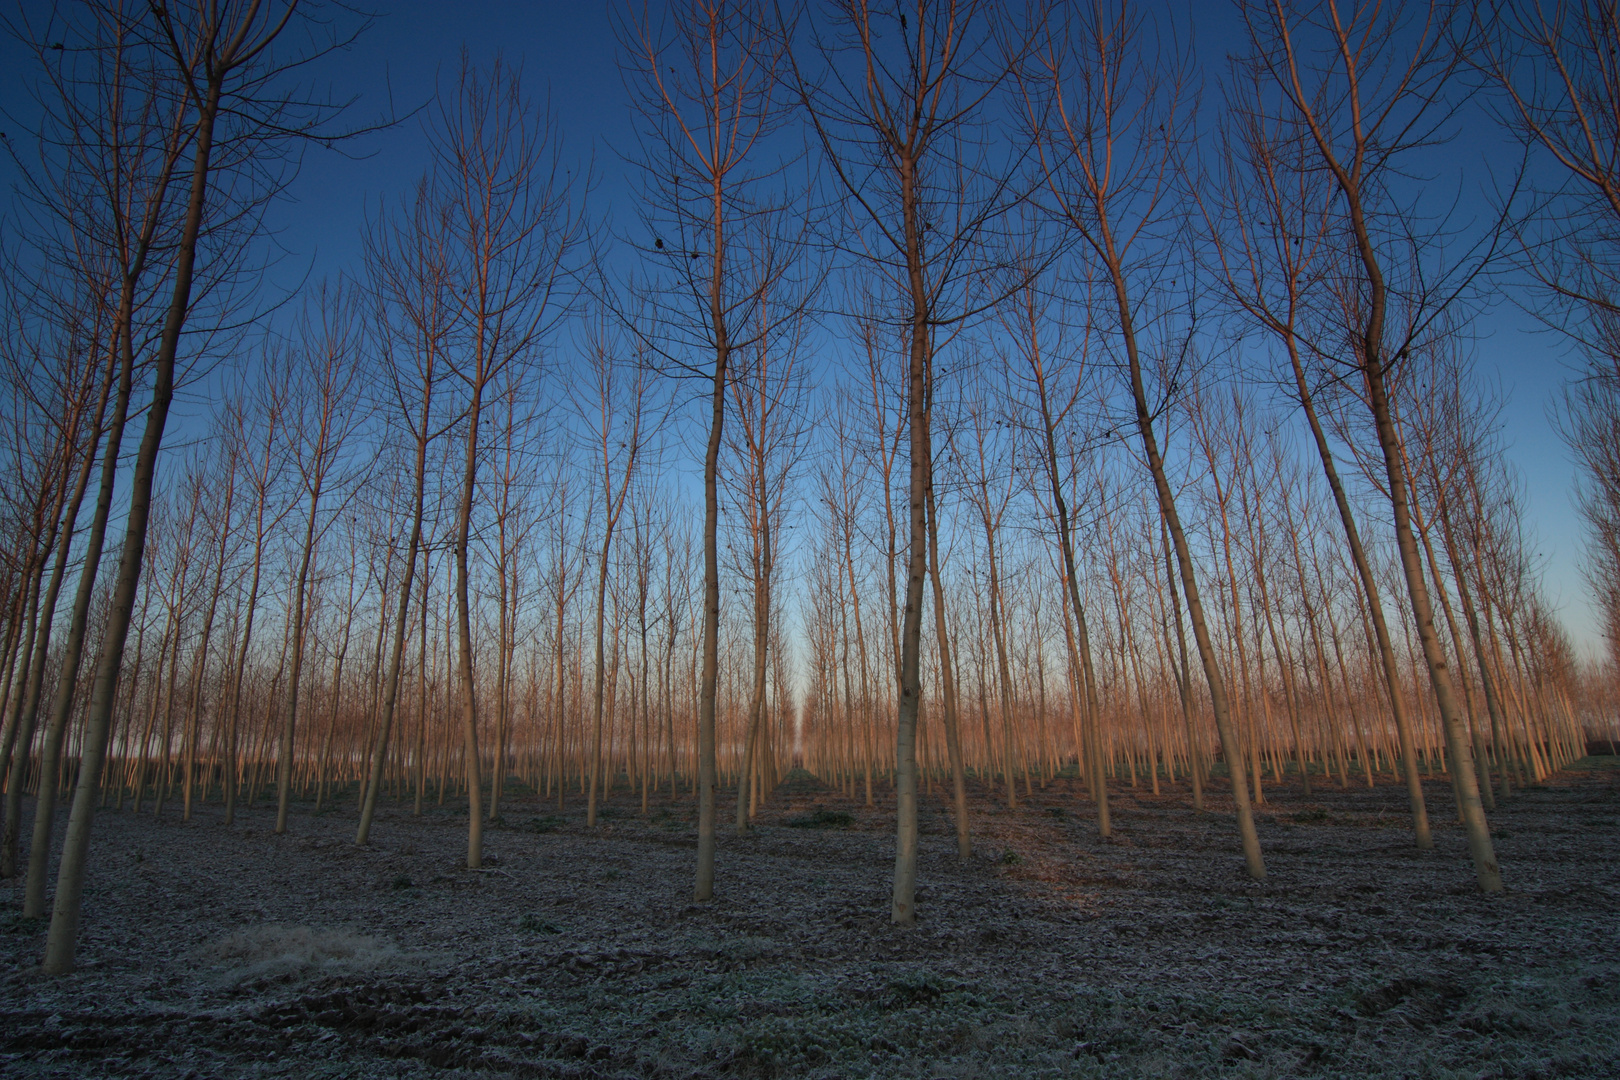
[[1, 0, 1618, 972]]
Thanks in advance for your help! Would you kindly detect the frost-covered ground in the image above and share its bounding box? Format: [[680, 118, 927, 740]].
[[1, 760, 1616, 1079]]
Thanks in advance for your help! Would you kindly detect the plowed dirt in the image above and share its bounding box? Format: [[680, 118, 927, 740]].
[[2, 760, 1617, 1078]]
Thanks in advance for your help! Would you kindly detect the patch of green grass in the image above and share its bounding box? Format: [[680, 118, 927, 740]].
[[887, 969, 949, 1005], [518, 913, 563, 934], [1292, 808, 1330, 823], [1000, 848, 1023, 866], [649, 807, 689, 830], [785, 808, 854, 830], [525, 815, 567, 833], [0, 909, 45, 934], [390, 873, 414, 889]]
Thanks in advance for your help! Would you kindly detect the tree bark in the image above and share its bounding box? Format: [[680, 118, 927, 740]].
[[43, 66, 224, 975]]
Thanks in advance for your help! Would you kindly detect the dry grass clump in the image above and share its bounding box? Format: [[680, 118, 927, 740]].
[[205, 924, 400, 982]]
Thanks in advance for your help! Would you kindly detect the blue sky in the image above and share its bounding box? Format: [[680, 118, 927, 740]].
[[277, 1, 1604, 656], [0, 0, 1597, 654]]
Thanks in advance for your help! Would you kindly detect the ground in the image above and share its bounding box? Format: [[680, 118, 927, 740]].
[[1, 760, 1617, 1079]]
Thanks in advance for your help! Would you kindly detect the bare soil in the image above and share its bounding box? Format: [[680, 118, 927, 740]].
[[2, 760, 1617, 1079]]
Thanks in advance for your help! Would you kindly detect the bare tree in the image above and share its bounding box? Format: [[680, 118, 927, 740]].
[[582, 318, 652, 828], [274, 286, 365, 835], [355, 176, 455, 847], [796, 0, 1025, 924], [1208, 66, 1435, 847], [817, 403, 880, 807], [0, 326, 104, 882], [0, 0, 197, 885], [1027, 0, 1266, 879], [725, 286, 809, 832], [619, 0, 793, 900], [1001, 261, 1112, 835], [43, 0, 360, 973], [958, 389, 1022, 808], [1235, 0, 1500, 891], [433, 54, 583, 868], [220, 376, 289, 825]]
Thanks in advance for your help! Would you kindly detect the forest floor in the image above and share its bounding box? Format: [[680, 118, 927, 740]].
[[0, 760, 1617, 1080]]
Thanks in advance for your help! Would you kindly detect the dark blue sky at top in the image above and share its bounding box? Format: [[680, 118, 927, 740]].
[[274, 1, 622, 279], [0, 1, 1595, 652]]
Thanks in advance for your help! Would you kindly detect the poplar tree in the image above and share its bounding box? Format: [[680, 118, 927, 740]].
[[795, 0, 1027, 924], [619, 0, 793, 901], [1236, 0, 1500, 890], [44, 0, 360, 974], [1028, 0, 1266, 879]]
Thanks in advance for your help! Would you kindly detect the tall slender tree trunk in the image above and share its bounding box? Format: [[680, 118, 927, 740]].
[[276, 491, 321, 835], [694, 180, 730, 902], [0, 587, 34, 795], [924, 463, 970, 859], [1, 485, 71, 878], [43, 71, 226, 975], [178, 494, 231, 823], [20, 409, 122, 913], [1363, 361, 1499, 890], [1028, 336, 1111, 833], [223, 431, 274, 827], [587, 530, 614, 829], [1161, 517, 1203, 810], [1103, 226, 1264, 879], [452, 412, 484, 867], [1438, 486, 1514, 804], [1283, 342, 1431, 845], [356, 389, 432, 846], [735, 478, 772, 835], [888, 150, 934, 927]]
